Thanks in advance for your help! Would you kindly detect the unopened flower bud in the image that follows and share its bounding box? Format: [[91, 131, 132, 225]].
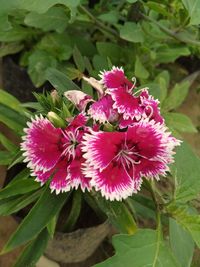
[[47, 111, 66, 128]]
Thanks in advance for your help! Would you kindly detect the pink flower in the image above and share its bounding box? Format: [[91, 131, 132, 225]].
[[82, 120, 180, 201], [88, 95, 119, 123], [99, 66, 134, 91], [21, 114, 91, 194], [118, 89, 164, 128], [64, 90, 93, 111]]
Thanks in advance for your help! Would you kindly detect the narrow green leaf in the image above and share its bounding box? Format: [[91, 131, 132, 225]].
[[135, 56, 149, 79], [169, 218, 194, 267], [0, 189, 43, 216], [0, 179, 40, 199], [0, 104, 26, 134], [47, 216, 57, 238], [46, 68, 80, 95], [0, 132, 18, 151], [9, 168, 30, 185], [2, 187, 69, 253], [73, 46, 85, 72], [94, 193, 137, 234], [13, 228, 50, 267], [95, 229, 180, 267], [63, 190, 82, 232], [0, 150, 14, 165]]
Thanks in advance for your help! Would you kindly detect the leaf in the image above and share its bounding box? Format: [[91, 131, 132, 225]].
[[0, 104, 26, 134], [162, 81, 190, 111], [9, 168, 30, 185], [182, 0, 200, 25], [46, 67, 80, 94], [170, 142, 200, 203], [28, 50, 57, 87], [0, 89, 25, 114], [94, 193, 137, 234], [0, 189, 43, 216], [13, 228, 50, 267], [24, 6, 69, 33], [0, 151, 14, 165], [169, 218, 194, 267], [0, 132, 17, 152], [37, 33, 73, 61], [120, 22, 144, 43], [73, 46, 85, 72], [0, 42, 24, 57], [0, 0, 81, 22], [96, 42, 123, 64], [135, 56, 149, 79], [156, 46, 190, 63], [47, 216, 57, 238], [0, 179, 40, 199], [2, 187, 69, 253], [126, 0, 138, 3], [164, 112, 197, 133], [0, 26, 32, 42], [94, 229, 180, 267], [98, 10, 119, 24], [168, 204, 200, 249]]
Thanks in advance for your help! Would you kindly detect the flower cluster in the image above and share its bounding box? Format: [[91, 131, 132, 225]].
[[21, 67, 181, 201]]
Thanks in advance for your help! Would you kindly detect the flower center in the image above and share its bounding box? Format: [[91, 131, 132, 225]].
[[61, 129, 80, 160]]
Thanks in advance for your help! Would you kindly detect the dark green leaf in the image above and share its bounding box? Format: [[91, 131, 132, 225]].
[[73, 46, 85, 72], [94, 193, 137, 234], [28, 50, 57, 87], [2, 187, 69, 253], [170, 142, 200, 203], [0, 42, 24, 57], [162, 81, 190, 111], [0, 179, 40, 199], [169, 218, 194, 267], [13, 228, 50, 267], [95, 229, 180, 267], [135, 56, 149, 79], [120, 22, 144, 43], [24, 6, 69, 33], [164, 112, 197, 133], [46, 67, 80, 94]]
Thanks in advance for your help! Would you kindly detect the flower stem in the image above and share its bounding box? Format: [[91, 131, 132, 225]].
[[79, 5, 119, 38]]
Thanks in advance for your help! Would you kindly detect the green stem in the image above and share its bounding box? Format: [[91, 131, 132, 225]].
[[62, 190, 82, 232], [79, 5, 119, 38], [142, 14, 200, 46]]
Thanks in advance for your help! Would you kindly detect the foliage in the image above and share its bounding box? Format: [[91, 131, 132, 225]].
[[0, 0, 200, 267]]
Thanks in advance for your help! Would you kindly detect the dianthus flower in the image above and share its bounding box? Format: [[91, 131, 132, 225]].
[[82, 120, 180, 201], [21, 114, 91, 193]]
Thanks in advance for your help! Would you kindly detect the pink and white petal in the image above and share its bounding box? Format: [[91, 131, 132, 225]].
[[88, 95, 118, 123], [85, 163, 136, 201], [64, 90, 93, 111], [119, 117, 137, 129], [67, 157, 91, 192], [82, 130, 124, 171], [50, 160, 70, 194], [99, 66, 133, 90], [108, 87, 144, 120], [134, 158, 168, 181], [21, 116, 62, 172], [68, 113, 88, 129], [32, 168, 53, 185]]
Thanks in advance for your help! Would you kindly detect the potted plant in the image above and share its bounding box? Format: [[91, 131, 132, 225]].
[[0, 65, 199, 267]]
